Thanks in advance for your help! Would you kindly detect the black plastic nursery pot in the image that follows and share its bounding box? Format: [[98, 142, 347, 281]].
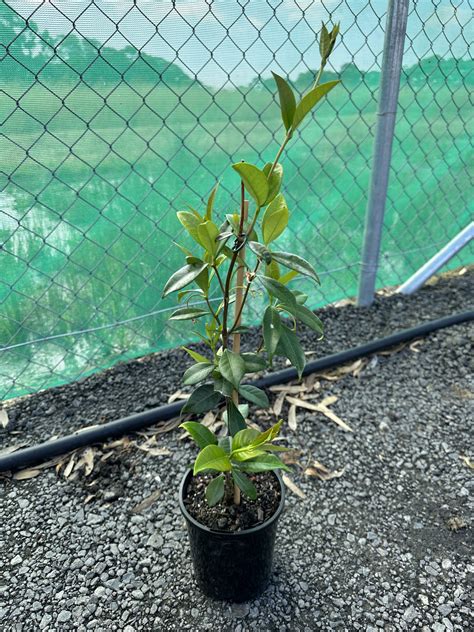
[[178, 469, 285, 602]]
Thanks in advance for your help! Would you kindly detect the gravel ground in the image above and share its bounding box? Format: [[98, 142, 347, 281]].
[[0, 271, 473, 631]]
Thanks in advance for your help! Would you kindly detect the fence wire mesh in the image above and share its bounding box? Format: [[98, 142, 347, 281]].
[[1, 1, 472, 400]]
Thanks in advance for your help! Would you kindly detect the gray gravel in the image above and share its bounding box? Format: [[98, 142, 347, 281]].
[[0, 272, 473, 631]]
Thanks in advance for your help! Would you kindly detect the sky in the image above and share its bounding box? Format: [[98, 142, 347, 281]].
[[5, 1, 473, 86]]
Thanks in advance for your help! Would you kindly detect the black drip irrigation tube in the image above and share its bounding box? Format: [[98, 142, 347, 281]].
[[1, 310, 472, 473]]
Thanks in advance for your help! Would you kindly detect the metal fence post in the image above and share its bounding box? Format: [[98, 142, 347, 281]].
[[357, 0, 410, 306]]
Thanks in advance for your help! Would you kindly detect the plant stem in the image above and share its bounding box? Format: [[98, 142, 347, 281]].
[[205, 297, 220, 326]]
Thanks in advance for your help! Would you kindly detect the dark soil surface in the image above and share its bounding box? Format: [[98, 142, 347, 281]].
[[1, 270, 472, 450], [184, 471, 281, 531], [0, 269, 473, 631]]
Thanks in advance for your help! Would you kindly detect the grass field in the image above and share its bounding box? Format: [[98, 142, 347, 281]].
[[1, 60, 472, 399]]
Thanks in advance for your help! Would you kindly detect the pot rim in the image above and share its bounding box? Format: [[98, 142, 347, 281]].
[[178, 468, 285, 536]]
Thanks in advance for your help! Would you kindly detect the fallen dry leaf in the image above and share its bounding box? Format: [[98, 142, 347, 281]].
[[305, 460, 345, 481], [447, 516, 467, 531], [269, 384, 306, 394], [84, 494, 96, 505], [273, 391, 286, 417], [459, 455, 474, 469], [83, 448, 94, 476], [286, 396, 353, 432], [409, 340, 423, 353], [288, 404, 297, 431], [281, 449, 303, 465], [378, 342, 408, 356], [13, 468, 41, 480], [167, 390, 188, 404], [282, 474, 306, 499], [63, 454, 76, 479], [0, 408, 9, 429], [132, 489, 162, 514], [0, 444, 28, 457], [303, 373, 320, 392], [106, 437, 131, 450]]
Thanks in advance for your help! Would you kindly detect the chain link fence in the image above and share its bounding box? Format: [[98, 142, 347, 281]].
[[1, 1, 472, 400]]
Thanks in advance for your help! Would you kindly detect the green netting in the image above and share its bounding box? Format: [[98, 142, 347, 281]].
[[1, 1, 473, 400]]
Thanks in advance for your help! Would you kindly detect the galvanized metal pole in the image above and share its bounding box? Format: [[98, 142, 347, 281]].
[[357, 0, 410, 306], [397, 222, 474, 294]]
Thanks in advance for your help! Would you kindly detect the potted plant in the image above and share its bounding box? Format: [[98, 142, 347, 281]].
[[163, 23, 341, 602]]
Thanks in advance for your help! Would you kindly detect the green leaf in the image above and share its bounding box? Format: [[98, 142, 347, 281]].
[[232, 162, 269, 207], [265, 260, 281, 280], [180, 421, 218, 449], [170, 307, 209, 321], [260, 276, 297, 310], [162, 263, 208, 297], [182, 347, 209, 364], [289, 304, 324, 335], [183, 362, 215, 386], [213, 374, 234, 397], [205, 183, 219, 221], [319, 22, 331, 60], [226, 400, 247, 436], [219, 349, 246, 389], [232, 470, 257, 500], [182, 384, 221, 414], [194, 445, 232, 475], [232, 447, 267, 462], [232, 428, 260, 451], [292, 80, 340, 131], [262, 193, 289, 244], [252, 419, 283, 446], [248, 241, 272, 264], [271, 251, 320, 284], [276, 324, 306, 378], [205, 474, 225, 506], [263, 305, 282, 360], [271, 72, 296, 132], [238, 384, 269, 408], [218, 436, 232, 455], [177, 211, 203, 245], [293, 290, 308, 304], [262, 162, 283, 204], [194, 265, 209, 294], [238, 454, 290, 473], [241, 353, 267, 373], [197, 220, 219, 257]]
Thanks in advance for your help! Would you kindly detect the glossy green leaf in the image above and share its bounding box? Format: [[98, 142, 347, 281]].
[[319, 22, 331, 60], [238, 384, 269, 408], [241, 353, 267, 373], [194, 266, 209, 294], [205, 474, 225, 506], [276, 324, 306, 378], [218, 435, 232, 455], [293, 290, 308, 304], [197, 220, 219, 257], [262, 162, 283, 204], [177, 211, 203, 245], [292, 80, 340, 131], [262, 305, 282, 360], [232, 469, 257, 500], [248, 241, 272, 264], [265, 260, 281, 280], [231, 447, 267, 462], [181, 384, 221, 414], [260, 276, 297, 309], [232, 162, 269, 207], [182, 347, 209, 364], [238, 453, 291, 473], [271, 251, 320, 284], [180, 421, 218, 449], [182, 362, 215, 386], [252, 419, 283, 446], [194, 445, 232, 475], [162, 263, 208, 297], [232, 428, 260, 451], [226, 400, 247, 436], [169, 307, 209, 321], [272, 72, 296, 131], [261, 194, 289, 244], [290, 304, 324, 335], [219, 349, 246, 389], [205, 183, 219, 221], [213, 374, 234, 398]]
